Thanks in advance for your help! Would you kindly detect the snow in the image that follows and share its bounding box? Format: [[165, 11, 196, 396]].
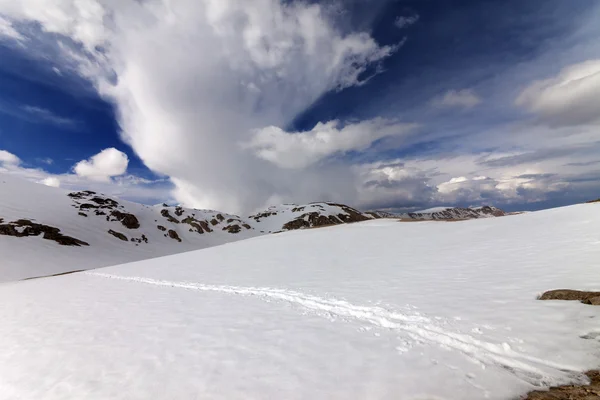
[[1, 203, 600, 399], [0, 174, 369, 282], [247, 202, 361, 233], [0, 174, 258, 282]]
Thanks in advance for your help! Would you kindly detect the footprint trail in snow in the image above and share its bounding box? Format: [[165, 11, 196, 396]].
[[87, 272, 584, 388]]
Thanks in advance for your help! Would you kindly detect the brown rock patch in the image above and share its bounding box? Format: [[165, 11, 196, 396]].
[[167, 229, 182, 242], [108, 229, 128, 241], [523, 370, 600, 399], [110, 211, 140, 229], [539, 289, 600, 305], [0, 218, 89, 246], [161, 209, 180, 224]]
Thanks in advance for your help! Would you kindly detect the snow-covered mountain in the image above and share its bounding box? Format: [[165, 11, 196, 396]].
[[1, 202, 599, 399], [400, 205, 506, 220], [0, 174, 376, 281]]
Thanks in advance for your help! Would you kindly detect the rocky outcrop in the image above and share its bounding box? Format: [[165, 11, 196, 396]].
[[539, 289, 600, 305], [161, 209, 180, 224], [0, 218, 89, 246], [167, 229, 181, 242], [110, 211, 140, 229], [403, 206, 506, 221], [524, 370, 600, 399], [108, 229, 128, 241]]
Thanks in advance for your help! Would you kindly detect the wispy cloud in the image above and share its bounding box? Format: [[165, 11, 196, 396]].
[[0, 15, 24, 41], [395, 14, 419, 29], [0, 100, 80, 129], [21, 105, 79, 128], [431, 89, 482, 109]]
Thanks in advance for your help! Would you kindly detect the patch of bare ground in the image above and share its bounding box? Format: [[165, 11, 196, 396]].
[[522, 370, 600, 399], [539, 289, 600, 305], [587, 199, 600, 204], [524, 291, 600, 399]]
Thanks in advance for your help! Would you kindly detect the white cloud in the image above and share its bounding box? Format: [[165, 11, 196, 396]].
[[395, 14, 419, 29], [0, 0, 397, 213], [41, 176, 61, 187], [431, 89, 482, 109], [73, 148, 129, 182], [1, 149, 171, 204], [516, 59, 600, 126], [244, 118, 417, 169], [0, 149, 20, 165]]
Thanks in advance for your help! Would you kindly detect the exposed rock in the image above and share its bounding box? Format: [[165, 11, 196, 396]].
[[326, 203, 371, 224], [78, 212, 88, 217], [95, 210, 106, 216], [216, 214, 225, 221], [223, 224, 241, 234], [199, 220, 213, 233], [161, 209, 180, 224], [181, 216, 205, 234], [249, 211, 277, 222], [90, 197, 119, 208], [242, 223, 252, 230], [523, 370, 600, 399], [157, 225, 167, 231], [282, 212, 341, 230], [291, 206, 306, 212], [110, 211, 140, 229], [68, 190, 96, 199], [174, 206, 184, 216], [210, 218, 219, 226], [539, 289, 600, 305], [108, 229, 128, 241], [131, 234, 149, 244], [404, 206, 506, 221], [79, 203, 98, 210], [167, 229, 182, 242], [587, 199, 600, 204], [0, 218, 89, 246]]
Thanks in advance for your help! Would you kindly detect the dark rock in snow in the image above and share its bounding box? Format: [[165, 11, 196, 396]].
[[0, 218, 89, 246], [108, 229, 128, 241], [110, 211, 140, 229], [167, 229, 182, 242]]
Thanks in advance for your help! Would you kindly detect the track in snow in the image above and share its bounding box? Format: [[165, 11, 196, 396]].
[[87, 272, 584, 388]]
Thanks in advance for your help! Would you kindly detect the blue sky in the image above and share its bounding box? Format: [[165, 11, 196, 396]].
[[0, 0, 599, 213]]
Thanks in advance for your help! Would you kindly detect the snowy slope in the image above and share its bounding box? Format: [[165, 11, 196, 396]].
[[1, 203, 599, 399], [0, 174, 258, 281], [0, 174, 376, 281]]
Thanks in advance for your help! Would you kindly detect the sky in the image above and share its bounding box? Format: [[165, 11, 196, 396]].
[[0, 0, 599, 214]]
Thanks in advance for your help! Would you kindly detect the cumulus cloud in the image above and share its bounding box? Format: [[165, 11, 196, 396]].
[[431, 89, 482, 109], [0, 149, 20, 165], [1, 148, 171, 204], [245, 118, 417, 169], [0, 0, 399, 213], [73, 148, 129, 182], [395, 14, 419, 29], [516, 59, 600, 126]]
